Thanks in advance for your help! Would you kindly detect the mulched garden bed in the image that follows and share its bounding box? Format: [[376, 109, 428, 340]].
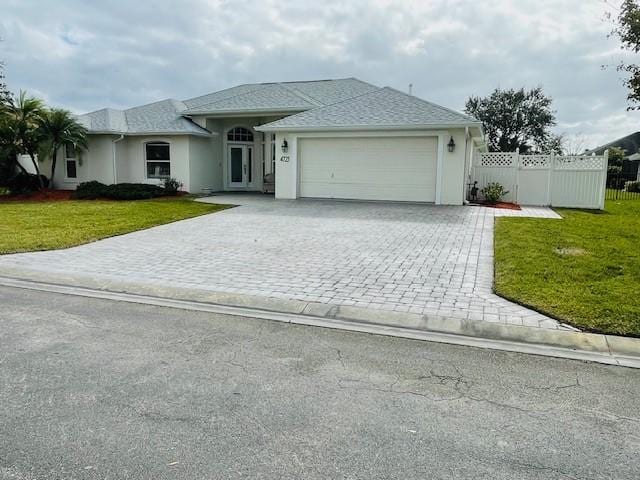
[[0, 189, 189, 203], [469, 201, 522, 210], [0, 189, 74, 202]]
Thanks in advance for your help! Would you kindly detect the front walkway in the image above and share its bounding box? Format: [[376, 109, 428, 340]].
[[0, 194, 566, 330]]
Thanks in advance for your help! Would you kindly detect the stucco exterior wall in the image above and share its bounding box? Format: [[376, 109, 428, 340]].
[[117, 135, 191, 191], [439, 129, 468, 205], [42, 134, 203, 191], [40, 135, 116, 189], [189, 135, 217, 193]]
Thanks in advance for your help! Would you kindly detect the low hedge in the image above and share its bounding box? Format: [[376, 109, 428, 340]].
[[73, 181, 107, 199], [104, 183, 165, 200], [73, 181, 167, 200]]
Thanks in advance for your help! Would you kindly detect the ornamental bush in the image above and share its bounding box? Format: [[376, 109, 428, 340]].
[[162, 177, 182, 195], [481, 182, 509, 204], [73, 181, 107, 199]]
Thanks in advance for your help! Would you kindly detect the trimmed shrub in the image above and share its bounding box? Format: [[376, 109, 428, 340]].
[[162, 177, 182, 195], [481, 182, 509, 204], [73, 181, 107, 199], [625, 180, 640, 193], [102, 183, 165, 200]]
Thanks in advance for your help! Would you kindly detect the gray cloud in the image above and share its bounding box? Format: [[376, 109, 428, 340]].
[[1, 0, 636, 149]]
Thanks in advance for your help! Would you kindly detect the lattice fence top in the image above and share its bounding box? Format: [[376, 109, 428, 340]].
[[478, 153, 605, 171], [519, 155, 550, 168], [554, 155, 605, 170], [478, 152, 516, 167]]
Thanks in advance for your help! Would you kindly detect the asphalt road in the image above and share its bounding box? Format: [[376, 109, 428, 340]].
[[1, 286, 639, 480]]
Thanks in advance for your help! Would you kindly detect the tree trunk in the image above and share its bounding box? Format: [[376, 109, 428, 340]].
[[29, 152, 44, 190], [50, 149, 57, 185]]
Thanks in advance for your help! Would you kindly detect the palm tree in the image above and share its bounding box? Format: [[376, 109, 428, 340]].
[[38, 108, 88, 183], [0, 101, 29, 177], [4, 91, 46, 188]]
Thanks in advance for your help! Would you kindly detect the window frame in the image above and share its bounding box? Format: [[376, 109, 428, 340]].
[[227, 127, 254, 143], [145, 141, 171, 180], [64, 144, 78, 180]]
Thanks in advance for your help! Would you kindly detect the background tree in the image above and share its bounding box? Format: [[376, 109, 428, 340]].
[[608, 0, 640, 109], [0, 62, 9, 106], [464, 87, 561, 153], [0, 46, 15, 182], [561, 134, 588, 156], [38, 108, 88, 183]]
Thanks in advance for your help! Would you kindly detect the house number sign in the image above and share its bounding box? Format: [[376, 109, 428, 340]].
[[280, 155, 290, 162]]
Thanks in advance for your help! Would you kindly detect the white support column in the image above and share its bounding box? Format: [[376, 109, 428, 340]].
[[600, 149, 609, 210], [514, 148, 520, 204], [547, 152, 555, 206], [435, 133, 446, 205]]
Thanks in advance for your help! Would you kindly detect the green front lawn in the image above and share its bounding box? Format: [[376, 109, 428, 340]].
[[0, 197, 228, 255], [495, 200, 640, 336]]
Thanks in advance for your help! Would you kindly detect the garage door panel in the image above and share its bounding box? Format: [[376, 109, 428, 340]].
[[299, 137, 437, 202]]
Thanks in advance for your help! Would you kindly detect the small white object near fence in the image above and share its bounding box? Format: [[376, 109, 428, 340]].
[[472, 150, 608, 209]]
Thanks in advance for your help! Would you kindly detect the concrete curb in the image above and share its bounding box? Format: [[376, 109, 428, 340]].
[[1, 271, 639, 369]]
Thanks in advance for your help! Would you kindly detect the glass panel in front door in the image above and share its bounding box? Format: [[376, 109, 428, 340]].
[[230, 147, 244, 183]]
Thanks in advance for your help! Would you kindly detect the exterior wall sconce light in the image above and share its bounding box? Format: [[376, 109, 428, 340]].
[[447, 136, 456, 153], [281, 139, 289, 153]]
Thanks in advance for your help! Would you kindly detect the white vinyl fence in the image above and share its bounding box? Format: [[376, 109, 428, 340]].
[[471, 151, 608, 209]]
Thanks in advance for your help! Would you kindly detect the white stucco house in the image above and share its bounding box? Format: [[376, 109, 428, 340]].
[[42, 78, 485, 204]]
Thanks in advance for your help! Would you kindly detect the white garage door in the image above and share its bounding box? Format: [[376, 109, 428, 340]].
[[299, 136, 438, 202]]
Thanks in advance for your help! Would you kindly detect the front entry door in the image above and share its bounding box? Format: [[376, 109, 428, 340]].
[[228, 145, 253, 188]]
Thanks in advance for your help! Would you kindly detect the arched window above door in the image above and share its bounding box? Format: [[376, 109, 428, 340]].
[[227, 127, 254, 142]]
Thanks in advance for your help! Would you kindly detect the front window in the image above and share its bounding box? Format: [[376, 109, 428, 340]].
[[65, 144, 77, 179], [146, 142, 170, 179]]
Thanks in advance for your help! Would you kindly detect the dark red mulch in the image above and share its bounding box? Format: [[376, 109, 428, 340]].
[[0, 189, 74, 202], [482, 201, 521, 210]]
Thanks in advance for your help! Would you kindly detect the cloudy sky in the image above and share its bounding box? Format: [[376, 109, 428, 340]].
[[1, 0, 637, 149]]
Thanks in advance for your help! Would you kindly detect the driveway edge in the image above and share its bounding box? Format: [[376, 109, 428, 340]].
[[1, 273, 638, 369]]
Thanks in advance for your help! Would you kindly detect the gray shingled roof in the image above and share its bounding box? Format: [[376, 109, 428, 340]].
[[283, 78, 379, 106], [123, 99, 208, 135], [77, 99, 210, 135], [255, 87, 480, 131], [77, 78, 476, 136], [182, 84, 266, 110], [182, 78, 378, 114], [76, 108, 128, 133], [183, 83, 317, 114]]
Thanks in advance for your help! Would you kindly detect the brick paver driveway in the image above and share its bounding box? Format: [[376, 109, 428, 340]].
[[0, 194, 565, 329]]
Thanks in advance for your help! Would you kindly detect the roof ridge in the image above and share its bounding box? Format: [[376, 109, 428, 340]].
[[183, 83, 266, 105], [277, 82, 324, 106], [383, 86, 478, 122], [268, 77, 353, 84], [300, 86, 385, 112]]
